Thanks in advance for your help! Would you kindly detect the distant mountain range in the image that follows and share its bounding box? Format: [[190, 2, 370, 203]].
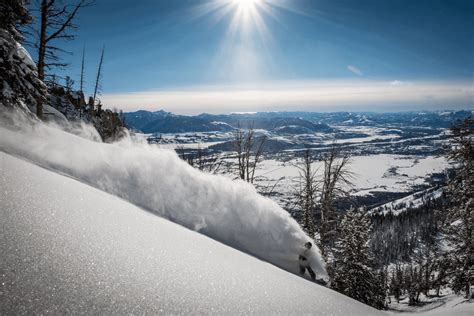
[[123, 110, 473, 134], [122, 110, 233, 133]]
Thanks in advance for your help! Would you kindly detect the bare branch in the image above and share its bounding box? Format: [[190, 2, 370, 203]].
[[45, 0, 88, 42]]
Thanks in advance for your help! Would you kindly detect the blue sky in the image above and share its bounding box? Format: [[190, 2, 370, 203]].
[[27, 0, 473, 113]]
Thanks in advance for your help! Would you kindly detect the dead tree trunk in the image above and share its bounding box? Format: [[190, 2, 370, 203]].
[[80, 45, 85, 92], [92, 46, 104, 108], [34, 0, 90, 118], [37, 0, 48, 81]]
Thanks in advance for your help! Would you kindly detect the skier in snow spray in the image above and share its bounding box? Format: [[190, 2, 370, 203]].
[[298, 242, 317, 281]]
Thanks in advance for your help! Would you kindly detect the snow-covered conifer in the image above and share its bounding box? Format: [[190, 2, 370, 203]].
[[443, 116, 473, 299], [332, 207, 386, 309], [0, 0, 47, 115]]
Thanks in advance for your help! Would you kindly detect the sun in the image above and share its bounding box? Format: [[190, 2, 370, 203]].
[[232, 0, 262, 11], [189, 0, 299, 80]]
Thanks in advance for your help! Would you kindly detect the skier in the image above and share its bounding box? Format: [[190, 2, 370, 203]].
[[298, 241, 316, 281]]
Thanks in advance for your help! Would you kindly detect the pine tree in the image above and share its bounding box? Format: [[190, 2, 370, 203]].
[[390, 264, 404, 303], [64, 76, 74, 93], [443, 116, 473, 299], [332, 207, 386, 309], [434, 254, 449, 296], [0, 0, 47, 115]]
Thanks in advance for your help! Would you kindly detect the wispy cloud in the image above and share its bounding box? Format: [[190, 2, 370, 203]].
[[390, 80, 412, 86], [102, 80, 473, 114], [347, 65, 363, 76]]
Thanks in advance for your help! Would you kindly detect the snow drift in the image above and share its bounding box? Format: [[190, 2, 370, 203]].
[[1, 152, 380, 314], [0, 108, 326, 279]]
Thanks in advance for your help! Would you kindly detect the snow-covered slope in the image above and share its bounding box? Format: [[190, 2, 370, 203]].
[[370, 187, 445, 216], [0, 109, 325, 280], [388, 293, 473, 315], [0, 152, 383, 315]]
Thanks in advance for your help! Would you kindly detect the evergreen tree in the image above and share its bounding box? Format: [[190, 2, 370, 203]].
[[0, 0, 47, 115], [443, 116, 473, 299], [390, 264, 404, 303], [332, 207, 386, 309]]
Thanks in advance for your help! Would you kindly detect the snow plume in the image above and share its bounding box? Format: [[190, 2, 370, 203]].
[[0, 107, 327, 280]]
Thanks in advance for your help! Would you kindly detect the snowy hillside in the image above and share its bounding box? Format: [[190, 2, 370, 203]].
[[0, 109, 326, 280], [370, 187, 445, 216], [0, 152, 383, 315]]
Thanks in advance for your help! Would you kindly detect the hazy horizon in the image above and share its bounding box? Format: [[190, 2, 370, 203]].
[[103, 79, 473, 114]]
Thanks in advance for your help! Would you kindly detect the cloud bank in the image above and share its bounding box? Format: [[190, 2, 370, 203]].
[[101, 80, 474, 114]]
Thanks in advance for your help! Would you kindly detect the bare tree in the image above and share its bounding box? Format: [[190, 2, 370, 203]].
[[294, 149, 318, 238], [233, 125, 267, 183], [92, 46, 104, 108], [257, 178, 282, 197], [176, 145, 187, 161], [80, 45, 85, 93], [194, 145, 223, 174], [318, 142, 353, 259], [177, 144, 223, 174], [26, 0, 91, 118], [35, 0, 91, 81]]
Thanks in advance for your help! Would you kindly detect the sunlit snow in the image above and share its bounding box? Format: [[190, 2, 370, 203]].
[[0, 152, 382, 315], [0, 110, 326, 279]]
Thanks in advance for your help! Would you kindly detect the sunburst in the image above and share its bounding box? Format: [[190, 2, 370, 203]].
[[190, 0, 301, 81]]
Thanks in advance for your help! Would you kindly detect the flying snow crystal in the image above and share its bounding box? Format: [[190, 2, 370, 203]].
[[0, 108, 327, 279]]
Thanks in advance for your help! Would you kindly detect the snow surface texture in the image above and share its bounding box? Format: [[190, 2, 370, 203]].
[[0, 152, 381, 314], [0, 109, 326, 280], [388, 293, 473, 316]]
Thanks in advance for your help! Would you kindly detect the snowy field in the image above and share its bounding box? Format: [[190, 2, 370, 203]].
[[0, 152, 382, 315], [253, 154, 448, 198], [157, 141, 224, 150]]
